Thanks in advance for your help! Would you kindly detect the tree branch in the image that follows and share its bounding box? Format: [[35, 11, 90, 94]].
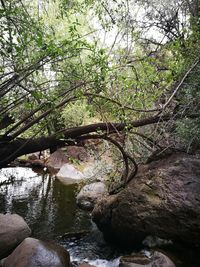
[[160, 57, 200, 113]]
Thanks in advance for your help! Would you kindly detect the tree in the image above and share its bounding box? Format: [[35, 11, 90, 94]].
[[0, 0, 199, 192]]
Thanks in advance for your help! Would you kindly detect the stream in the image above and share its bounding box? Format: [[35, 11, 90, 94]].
[[0, 167, 120, 266], [0, 167, 200, 267]]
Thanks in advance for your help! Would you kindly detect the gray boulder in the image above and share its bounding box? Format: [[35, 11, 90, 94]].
[[93, 153, 200, 246], [77, 182, 108, 211], [0, 213, 31, 259], [3, 237, 70, 267]]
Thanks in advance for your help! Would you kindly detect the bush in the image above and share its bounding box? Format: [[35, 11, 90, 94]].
[[61, 100, 91, 127], [175, 118, 200, 151]]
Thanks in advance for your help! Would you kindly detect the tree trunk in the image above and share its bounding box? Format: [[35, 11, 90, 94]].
[[0, 113, 197, 168]]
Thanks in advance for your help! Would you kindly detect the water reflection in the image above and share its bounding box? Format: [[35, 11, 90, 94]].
[[1, 167, 196, 267], [0, 167, 121, 266], [0, 167, 91, 240]]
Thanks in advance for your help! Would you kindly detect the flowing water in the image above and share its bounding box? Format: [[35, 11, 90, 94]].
[[0, 167, 120, 266]]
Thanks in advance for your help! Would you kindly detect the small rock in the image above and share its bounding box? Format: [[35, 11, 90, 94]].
[[2, 237, 70, 267], [142, 235, 173, 248], [120, 253, 151, 267], [119, 251, 176, 267], [0, 213, 31, 259], [27, 153, 39, 161], [56, 163, 84, 185], [119, 263, 144, 267], [76, 182, 108, 211], [78, 264, 96, 267], [0, 258, 6, 267], [152, 251, 176, 267]]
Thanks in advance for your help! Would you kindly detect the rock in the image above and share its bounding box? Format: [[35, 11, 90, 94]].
[[56, 163, 84, 184], [28, 159, 45, 168], [119, 251, 176, 267], [25, 152, 48, 168], [120, 253, 150, 267], [46, 147, 89, 173], [0, 258, 6, 267], [152, 251, 176, 267], [2, 237, 70, 267], [76, 182, 108, 211], [92, 153, 200, 246], [120, 264, 142, 267], [78, 264, 96, 267], [66, 146, 88, 162], [61, 230, 90, 239], [142, 236, 173, 248], [46, 150, 68, 172], [0, 213, 31, 259], [27, 153, 39, 161]]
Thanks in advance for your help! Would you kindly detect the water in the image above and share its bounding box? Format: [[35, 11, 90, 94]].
[[1, 167, 199, 267], [0, 167, 119, 266]]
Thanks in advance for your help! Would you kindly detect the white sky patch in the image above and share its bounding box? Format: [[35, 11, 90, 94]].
[[86, 0, 190, 51], [86, 3, 165, 53]]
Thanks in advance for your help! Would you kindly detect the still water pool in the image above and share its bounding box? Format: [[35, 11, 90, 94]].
[[0, 167, 119, 266]]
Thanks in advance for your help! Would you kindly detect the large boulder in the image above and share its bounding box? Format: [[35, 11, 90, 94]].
[[0, 213, 31, 259], [2, 237, 70, 267], [76, 182, 108, 211], [92, 153, 200, 246], [46, 147, 89, 173]]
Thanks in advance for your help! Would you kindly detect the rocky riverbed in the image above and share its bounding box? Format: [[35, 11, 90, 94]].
[[1, 151, 200, 266]]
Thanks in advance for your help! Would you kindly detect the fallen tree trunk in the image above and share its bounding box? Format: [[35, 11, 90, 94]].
[[0, 113, 198, 168], [0, 113, 171, 168]]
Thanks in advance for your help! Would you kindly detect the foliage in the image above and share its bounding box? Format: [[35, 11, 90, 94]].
[[61, 100, 91, 127], [176, 118, 200, 151], [0, 0, 200, 170], [174, 60, 200, 150]]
